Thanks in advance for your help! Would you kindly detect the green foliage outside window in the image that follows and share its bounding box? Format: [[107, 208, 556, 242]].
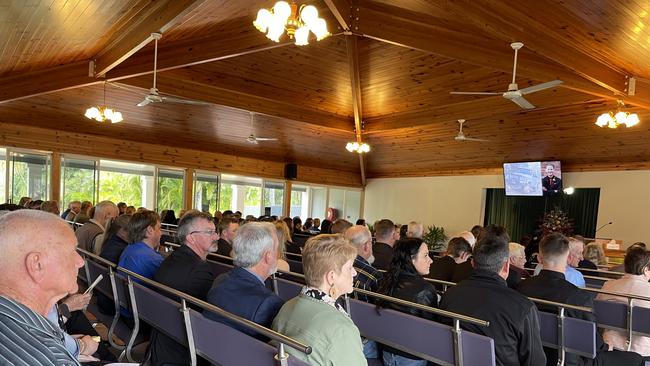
[[219, 183, 233, 212], [63, 167, 95, 207], [99, 171, 142, 207], [157, 176, 183, 213], [10, 162, 28, 203]]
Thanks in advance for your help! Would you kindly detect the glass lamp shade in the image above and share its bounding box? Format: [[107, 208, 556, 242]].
[[294, 26, 310, 45], [625, 113, 640, 127], [614, 111, 628, 124], [273, 1, 292, 21], [111, 111, 123, 123], [311, 18, 330, 40], [85, 107, 100, 120], [254, 9, 272, 32], [266, 16, 285, 42], [300, 5, 318, 25]]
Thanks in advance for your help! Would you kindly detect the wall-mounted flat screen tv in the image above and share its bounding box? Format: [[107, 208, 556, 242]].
[[503, 161, 562, 196]]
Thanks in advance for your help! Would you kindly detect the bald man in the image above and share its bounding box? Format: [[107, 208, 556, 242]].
[[0, 210, 85, 365]]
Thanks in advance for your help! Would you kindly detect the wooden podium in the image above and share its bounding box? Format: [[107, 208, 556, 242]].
[[594, 238, 625, 265]]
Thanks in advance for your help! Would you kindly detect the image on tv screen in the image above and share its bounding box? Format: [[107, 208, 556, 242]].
[[503, 161, 562, 196]]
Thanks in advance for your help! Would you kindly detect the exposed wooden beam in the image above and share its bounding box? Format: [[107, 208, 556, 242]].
[[354, 4, 650, 110], [118, 72, 354, 132], [0, 18, 292, 103], [324, 0, 353, 31], [93, 0, 206, 77], [344, 35, 367, 185]]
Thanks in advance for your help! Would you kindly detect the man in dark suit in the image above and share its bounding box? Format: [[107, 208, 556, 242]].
[[428, 237, 472, 289], [147, 210, 218, 366], [542, 164, 562, 196], [205, 222, 284, 338], [440, 226, 547, 366], [372, 219, 396, 270], [517, 233, 644, 366], [215, 217, 239, 257]]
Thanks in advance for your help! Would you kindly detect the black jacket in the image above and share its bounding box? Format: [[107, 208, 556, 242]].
[[372, 242, 394, 271], [148, 245, 216, 366], [215, 238, 232, 257], [440, 270, 546, 366], [427, 255, 456, 290], [516, 270, 643, 366], [451, 260, 474, 283], [379, 272, 438, 359]]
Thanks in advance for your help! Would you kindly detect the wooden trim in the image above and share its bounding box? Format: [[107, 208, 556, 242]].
[[50, 152, 61, 203], [345, 35, 367, 185], [184, 168, 194, 211], [283, 180, 292, 217], [324, 0, 352, 31], [0, 122, 362, 188]]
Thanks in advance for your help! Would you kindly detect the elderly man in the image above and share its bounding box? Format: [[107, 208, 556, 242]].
[[533, 236, 585, 287], [407, 221, 424, 239], [506, 242, 529, 288], [215, 217, 239, 257], [0, 210, 85, 365], [372, 219, 397, 270], [148, 210, 218, 365], [206, 222, 283, 337], [345, 225, 382, 297], [61, 200, 81, 220], [440, 226, 546, 366], [75, 200, 118, 254], [517, 233, 644, 366]]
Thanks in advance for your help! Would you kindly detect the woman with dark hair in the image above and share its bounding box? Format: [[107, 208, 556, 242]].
[[292, 216, 303, 234], [303, 217, 313, 231], [597, 247, 650, 355], [320, 219, 332, 234], [376, 238, 435, 366]]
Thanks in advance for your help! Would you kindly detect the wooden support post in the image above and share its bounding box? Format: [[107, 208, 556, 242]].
[[51, 152, 61, 205], [184, 168, 194, 211], [283, 180, 292, 218]]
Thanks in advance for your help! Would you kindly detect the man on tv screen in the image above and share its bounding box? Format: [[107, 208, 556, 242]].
[[542, 164, 562, 196]]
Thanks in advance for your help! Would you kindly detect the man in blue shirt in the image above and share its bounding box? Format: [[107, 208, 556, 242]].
[[118, 210, 163, 280], [533, 236, 585, 287]]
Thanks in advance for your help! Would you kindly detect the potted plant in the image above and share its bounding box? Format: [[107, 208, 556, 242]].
[[423, 225, 448, 252]]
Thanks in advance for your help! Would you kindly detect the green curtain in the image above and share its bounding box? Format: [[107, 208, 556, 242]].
[[484, 188, 600, 242]]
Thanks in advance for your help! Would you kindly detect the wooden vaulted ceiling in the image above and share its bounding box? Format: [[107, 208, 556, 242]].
[[1, 0, 650, 184]]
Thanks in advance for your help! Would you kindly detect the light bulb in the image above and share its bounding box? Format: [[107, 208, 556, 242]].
[[104, 108, 114, 120], [111, 111, 123, 123], [85, 107, 100, 119], [311, 18, 330, 41], [614, 111, 627, 124], [625, 113, 639, 127], [563, 187, 575, 195], [595, 113, 610, 127], [359, 143, 370, 153], [253, 9, 272, 32], [346, 142, 355, 152], [294, 26, 310, 45], [266, 16, 285, 42], [300, 5, 318, 25], [273, 1, 291, 20]]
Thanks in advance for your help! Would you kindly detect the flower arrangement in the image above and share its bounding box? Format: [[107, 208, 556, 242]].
[[539, 209, 574, 236]]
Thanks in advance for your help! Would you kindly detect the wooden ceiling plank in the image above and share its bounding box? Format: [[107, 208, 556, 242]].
[[354, 5, 650, 110], [345, 34, 366, 185], [93, 0, 207, 77]]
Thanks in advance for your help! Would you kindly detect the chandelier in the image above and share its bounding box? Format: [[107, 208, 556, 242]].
[[253, 1, 330, 46], [595, 100, 639, 128], [346, 141, 370, 153], [84, 82, 123, 123]]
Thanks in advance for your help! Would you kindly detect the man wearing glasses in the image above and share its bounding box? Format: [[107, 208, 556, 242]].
[[148, 210, 218, 366]]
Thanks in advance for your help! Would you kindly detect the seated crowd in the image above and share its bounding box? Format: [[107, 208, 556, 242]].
[[1, 197, 650, 366]]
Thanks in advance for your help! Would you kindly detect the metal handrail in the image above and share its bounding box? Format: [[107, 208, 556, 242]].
[[162, 241, 235, 263], [273, 269, 489, 327], [77, 247, 312, 355], [583, 287, 650, 302], [524, 266, 624, 278]]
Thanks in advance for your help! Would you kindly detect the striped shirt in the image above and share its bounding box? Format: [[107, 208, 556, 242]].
[[353, 255, 382, 302], [0, 296, 79, 366]]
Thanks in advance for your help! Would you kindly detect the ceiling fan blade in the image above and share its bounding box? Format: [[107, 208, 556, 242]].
[[463, 137, 489, 142], [519, 80, 563, 95], [161, 96, 211, 106], [136, 98, 151, 107], [450, 91, 502, 95], [255, 137, 278, 141], [510, 96, 535, 109]]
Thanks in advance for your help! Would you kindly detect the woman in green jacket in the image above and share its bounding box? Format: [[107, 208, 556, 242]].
[[272, 234, 367, 365]]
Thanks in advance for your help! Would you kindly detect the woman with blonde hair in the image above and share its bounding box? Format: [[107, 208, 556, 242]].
[[272, 234, 366, 365], [273, 220, 291, 272]]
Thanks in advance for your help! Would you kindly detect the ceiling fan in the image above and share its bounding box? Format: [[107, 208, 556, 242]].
[[449, 42, 563, 110], [135, 33, 210, 107], [246, 112, 278, 144], [454, 119, 488, 142]]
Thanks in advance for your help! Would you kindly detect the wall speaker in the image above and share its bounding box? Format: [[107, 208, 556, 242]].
[[284, 163, 297, 180]]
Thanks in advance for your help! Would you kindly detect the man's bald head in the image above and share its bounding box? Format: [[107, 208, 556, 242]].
[[0, 210, 83, 315]]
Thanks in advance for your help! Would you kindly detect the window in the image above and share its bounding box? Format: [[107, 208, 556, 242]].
[[220, 174, 263, 217], [157, 168, 184, 213], [9, 151, 50, 203], [194, 171, 219, 214], [344, 190, 362, 221], [0, 148, 6, 204], [263, 180, 284, 216], [61, 157, 97, 209], [310, 186, 327, 220], [290, 184, 326, 222], [98, 160, 155, 208]]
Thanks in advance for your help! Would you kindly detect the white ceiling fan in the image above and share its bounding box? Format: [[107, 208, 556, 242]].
[[450, 42, 563, 110], [135, 33, 210, 107], [246, 112, 278, 144], [454, 119, 488, 142]]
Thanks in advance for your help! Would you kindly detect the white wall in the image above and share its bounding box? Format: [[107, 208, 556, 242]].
[[363, 170, 650, 248]]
